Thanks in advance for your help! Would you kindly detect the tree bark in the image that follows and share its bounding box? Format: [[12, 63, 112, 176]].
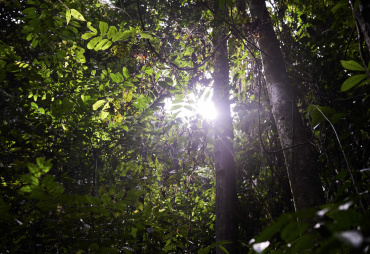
[[350, 0, 370, 54], [248, 0, 325, 210], [212, 7, 238, 254]]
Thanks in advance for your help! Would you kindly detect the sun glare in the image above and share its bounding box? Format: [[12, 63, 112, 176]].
[[196, 95, 217, 120], [165, 87, 217, 121]]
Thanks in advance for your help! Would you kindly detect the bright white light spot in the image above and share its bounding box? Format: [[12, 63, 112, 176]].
[[316, 208, 330, 217], [253, 241, 270, 253], [339, 201, 353, 210], [196, 94, 217, 120], [165, 87, 217, 120], [336, 231, 363, 248]]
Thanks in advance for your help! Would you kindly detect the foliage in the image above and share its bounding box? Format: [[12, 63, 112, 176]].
[[0, 0, 370, 253], [250, 201, 370, 253]]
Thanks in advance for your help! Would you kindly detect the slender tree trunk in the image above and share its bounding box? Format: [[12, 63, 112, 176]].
[[248, 0, 325, 210], [350, 0, 370, 54], [212, 6, 238, 253]]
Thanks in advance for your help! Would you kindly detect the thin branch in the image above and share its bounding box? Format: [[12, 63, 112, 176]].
[[57, 0, 69, 9]]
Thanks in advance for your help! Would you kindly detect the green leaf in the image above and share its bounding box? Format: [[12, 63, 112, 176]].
[[42, 175, 55, 190], [71, 9, 85, 21], [100, 110, 109, 120], [21, 174, 39, 185], [255, 213, 293, 242], [218, 245, 229, 254], [130, 26, 136, 34], [22, 7, 36, 15], [219, 0, 226, 9], [87, 22, 97, 34], [89, 243, 99, 252], [145, 68, 153, 75], [131, 228, 138, 238], [341, 60, 365, 71], [110, 73, 119, 83], [331, 1, 348, 13], [115, 73, 124, 82], [158, 81, 172, 89], [101, 40, 112, 50], [94, 39, 110, 51], [112, 30, 132, 42], [27, 162, 42, 178], [171, 105, 183, 111], [36, 158, 52, 174], [87, 36, 103, 50], [66, 9, 71, 25], [20, 185, 32, 192], [281, 222, 308, 242], [99, 21, 109, 36], [291, 235, 312, 253], [308, 105, 336, 128], [329, 113, 347, 125], [93, 99, 106, 110], [226, 0, 233, 8], [122, 67, 129, 79], [107, 26, 117, 39], [341, 74, 367, 91], [26, 33, 34, 41], [31, 37, 39, 48], [123, 90, 133, 102], [101, 193, 111, 205], [81, 32, 96, 40], [139, 32, 154, 40]]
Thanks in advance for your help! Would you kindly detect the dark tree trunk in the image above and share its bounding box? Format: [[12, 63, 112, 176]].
[[212, 6, 238, 254], [248, 0, 325, 210], [350, 0, 370, 53]]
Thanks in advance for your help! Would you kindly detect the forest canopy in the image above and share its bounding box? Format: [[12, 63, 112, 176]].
[[1, 0, 370, 253]]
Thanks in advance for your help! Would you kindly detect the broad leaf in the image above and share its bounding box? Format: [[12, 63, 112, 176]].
[[112, 30, 132, 42], [94, 39, 110, 51], [66, 9, 71, 24], [87, 36, 103, 50], [107, 26, 117, 39], [341, 74, 367, 91], [81, 32, 96, 40], [139, 32, 154, 40], [87, 22, 98, 34], [341, 60, 365, 71], [99, 21, 109, 36], [70, 9, 85, 21], [122, 67, 129, 79], [93, 99, 106, 110], [27, 162, 42, 178]]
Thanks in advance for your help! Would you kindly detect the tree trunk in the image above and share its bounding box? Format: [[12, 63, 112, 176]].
[[350, 0, 370, 53], [212, 6, 238, 254], [248, 0, 325, 210]]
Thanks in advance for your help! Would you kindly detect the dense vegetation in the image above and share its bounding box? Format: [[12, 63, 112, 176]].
[[0, 0, 369, 253]]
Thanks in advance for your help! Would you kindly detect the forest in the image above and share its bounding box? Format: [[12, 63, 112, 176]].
[[0, 0, 370, 253]]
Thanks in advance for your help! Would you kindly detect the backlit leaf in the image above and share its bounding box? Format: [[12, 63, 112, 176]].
[[87, 22, 97, 34], [71, 9, 85, 21], [139, 32, 154, 40], [81, 32, 96, 40], [66, 9, 71, 24], [93, 100, 106, 110], [99, 21, 109, 36], [107, 26, 117, 39], [341, 74, 367, 91], [94, 39, 110, 51], [341, 60, 365, 71], [122, 67, 129, 79], [87, 36, 102, 50]]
